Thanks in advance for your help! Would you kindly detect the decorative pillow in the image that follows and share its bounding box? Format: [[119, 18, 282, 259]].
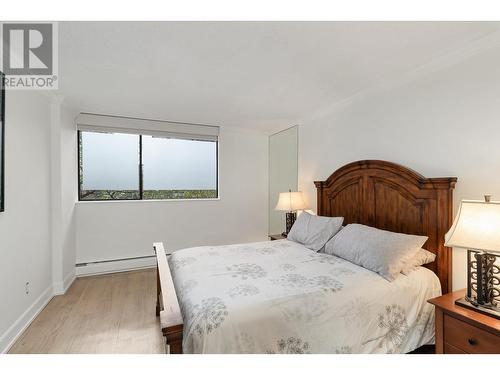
[[400, 248, 436, 275], [324, 224, 428, 281], [287, 212, 344, 252]]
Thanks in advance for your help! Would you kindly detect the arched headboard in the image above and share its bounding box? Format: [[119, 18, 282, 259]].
[[314, 160, 457, 294]]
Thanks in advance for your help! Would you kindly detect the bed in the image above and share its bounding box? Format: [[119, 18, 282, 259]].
[[153, 160, 457, 354]]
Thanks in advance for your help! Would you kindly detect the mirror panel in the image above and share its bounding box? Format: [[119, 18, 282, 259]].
[[268, 126, 298, 234]]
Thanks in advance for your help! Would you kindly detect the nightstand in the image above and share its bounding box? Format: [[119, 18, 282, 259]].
[[269, 234, 287, 241], [428, 290, 500, 354]]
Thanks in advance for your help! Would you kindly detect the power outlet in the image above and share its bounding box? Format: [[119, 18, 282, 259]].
[[25, 282, 30, 295]]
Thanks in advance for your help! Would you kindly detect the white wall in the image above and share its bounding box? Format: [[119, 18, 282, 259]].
[[298, 46, 500, 292], [60, 104, 78, 285], [0, 90, 53, 351], [76, 127, 268, 264], [50, 99, 78, 293]]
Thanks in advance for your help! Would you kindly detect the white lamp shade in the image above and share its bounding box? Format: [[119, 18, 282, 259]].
[[445, 199, 500, 253], [275, 191, 308, 211]]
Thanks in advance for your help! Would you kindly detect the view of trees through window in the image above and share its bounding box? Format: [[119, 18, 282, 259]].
[[79, 131, 218, 200]]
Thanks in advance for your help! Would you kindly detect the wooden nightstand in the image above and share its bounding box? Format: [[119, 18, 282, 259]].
[[269, 234, 287, 241], [428, 290, 500, 354]]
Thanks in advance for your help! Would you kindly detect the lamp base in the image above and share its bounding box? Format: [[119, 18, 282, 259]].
[[455, 296, 500, 320], [284, 211, 297, 235]]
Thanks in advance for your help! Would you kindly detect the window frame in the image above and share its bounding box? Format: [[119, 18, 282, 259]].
[[77, 130, 219, 202], [0, 71, 5, 212]]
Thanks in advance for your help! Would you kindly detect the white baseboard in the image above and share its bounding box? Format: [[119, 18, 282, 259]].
[[53, 271, 76, 296], [0, 284, 54, 353], [75, 256, 156, 277]]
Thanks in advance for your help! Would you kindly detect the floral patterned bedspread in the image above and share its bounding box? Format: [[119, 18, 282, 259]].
[[168, 239, 441, 354]]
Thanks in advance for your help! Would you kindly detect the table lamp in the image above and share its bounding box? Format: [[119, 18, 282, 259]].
[[445, 195, 500, 319], [275, 190, 307, 236]]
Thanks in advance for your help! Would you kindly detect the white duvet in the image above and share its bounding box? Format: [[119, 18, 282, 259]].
[[168, 239, 441, 354]]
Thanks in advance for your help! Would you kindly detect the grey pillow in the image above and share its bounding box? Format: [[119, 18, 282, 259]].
[[401, 248, 436, 275], [287, 212, 344, 252], [324, 224, 428, 281]]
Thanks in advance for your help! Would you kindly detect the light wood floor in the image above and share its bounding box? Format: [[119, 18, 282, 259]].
[[9, 269, 165, 354]]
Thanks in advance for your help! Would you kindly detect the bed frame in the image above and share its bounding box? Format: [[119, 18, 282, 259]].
[[154, 159, 457, 354]]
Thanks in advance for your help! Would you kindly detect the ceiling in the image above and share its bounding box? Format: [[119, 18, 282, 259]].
[[59, 22, 500, 133]]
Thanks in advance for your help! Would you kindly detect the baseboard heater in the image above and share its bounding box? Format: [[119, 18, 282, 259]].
[[76, 254, 156, 267], [76, 255, 157, 276]]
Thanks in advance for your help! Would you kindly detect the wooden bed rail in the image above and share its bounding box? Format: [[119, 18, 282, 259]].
[[153, 242, 184, 354]]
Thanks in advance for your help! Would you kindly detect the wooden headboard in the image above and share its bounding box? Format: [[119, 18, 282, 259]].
[[314, 160, 457, 294]]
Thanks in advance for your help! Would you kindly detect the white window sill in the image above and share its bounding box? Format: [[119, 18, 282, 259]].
[[76, 198, 221, 204]]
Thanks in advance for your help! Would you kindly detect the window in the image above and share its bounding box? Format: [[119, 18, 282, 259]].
[[142, 136, 217, 199], [79, 132, 140, 200], [78, 131, 218, 201]]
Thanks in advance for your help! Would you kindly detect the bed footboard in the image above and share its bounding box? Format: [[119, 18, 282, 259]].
[[153, 242, 184, 354]]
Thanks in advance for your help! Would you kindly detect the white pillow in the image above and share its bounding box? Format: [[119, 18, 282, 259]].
[[324, 224, 428, 281], [400, 248, 436, 275], [287, 212, 344, 252]]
